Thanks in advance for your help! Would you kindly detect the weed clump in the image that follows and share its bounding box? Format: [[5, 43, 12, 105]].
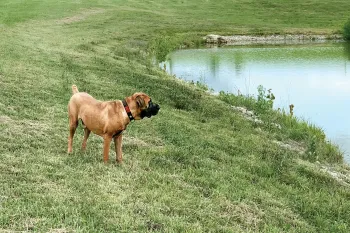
[[256, 85, 275, 114]]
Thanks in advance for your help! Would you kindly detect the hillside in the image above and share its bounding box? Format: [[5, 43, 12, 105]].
[[0, 1, 350, 232]]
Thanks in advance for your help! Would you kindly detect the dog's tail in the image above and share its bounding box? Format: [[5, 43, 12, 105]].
[[72, 85, 79, 95]]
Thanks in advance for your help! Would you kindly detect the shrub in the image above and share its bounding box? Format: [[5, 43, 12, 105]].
[[149, 35, 180, 62], [344, 18, 350, 40]]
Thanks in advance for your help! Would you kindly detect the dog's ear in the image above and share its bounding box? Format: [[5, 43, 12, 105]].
[[136, 95, 146, 109]]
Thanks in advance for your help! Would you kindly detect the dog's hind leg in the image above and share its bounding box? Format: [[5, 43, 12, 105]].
[[68, 116, 78, 153], [82, 127, 91, 151]]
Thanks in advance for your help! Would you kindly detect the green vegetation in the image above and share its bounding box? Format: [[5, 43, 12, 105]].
[[0, 0, 350, 232]]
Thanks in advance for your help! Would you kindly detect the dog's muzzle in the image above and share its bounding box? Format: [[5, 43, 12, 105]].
[[141, 100, 160, 118]]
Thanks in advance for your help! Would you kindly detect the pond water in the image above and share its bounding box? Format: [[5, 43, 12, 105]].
[[161, 42, 350, 163]]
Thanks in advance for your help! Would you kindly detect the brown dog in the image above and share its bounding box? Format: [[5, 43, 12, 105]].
[[67, 85, 160, 163]]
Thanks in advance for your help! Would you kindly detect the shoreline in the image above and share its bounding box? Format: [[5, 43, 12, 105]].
[[204, 34, 344, 46]]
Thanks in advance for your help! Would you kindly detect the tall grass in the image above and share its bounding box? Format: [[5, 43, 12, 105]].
[[218, 90, 343, 163]]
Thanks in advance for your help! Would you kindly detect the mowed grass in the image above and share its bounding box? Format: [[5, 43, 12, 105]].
[[1, 0, 350, 232]]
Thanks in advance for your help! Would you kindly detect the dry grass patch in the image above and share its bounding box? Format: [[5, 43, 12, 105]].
[[297, 159, 350, 186], [0, 115, 12, 124], [273, 140, 306, 155], [56, 8, 106, 24], [48, 228, 70, 233], [219, 199, 264, 230], [123, 136, 148, 147]]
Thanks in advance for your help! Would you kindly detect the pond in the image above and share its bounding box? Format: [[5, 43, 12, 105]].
[[161, 42, 350, 163]]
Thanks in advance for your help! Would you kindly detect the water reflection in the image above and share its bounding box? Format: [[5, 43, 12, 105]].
[[232, 51, 244, 76], [162, 42, 350, 163], [210, 54, 219, 79], [344, 42, 350, 60]]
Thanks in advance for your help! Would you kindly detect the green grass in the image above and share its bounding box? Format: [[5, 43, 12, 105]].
[[1, 0, 350, 232]]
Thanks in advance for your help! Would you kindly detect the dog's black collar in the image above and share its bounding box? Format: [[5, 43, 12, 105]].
[[122, 99, 134, 121]]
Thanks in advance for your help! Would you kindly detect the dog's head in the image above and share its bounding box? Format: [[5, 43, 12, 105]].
[[130, 92, 160, 120]]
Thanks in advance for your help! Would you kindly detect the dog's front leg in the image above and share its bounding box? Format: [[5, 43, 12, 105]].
[[103, 135, 113, 163], [114, 134, 123, 163]]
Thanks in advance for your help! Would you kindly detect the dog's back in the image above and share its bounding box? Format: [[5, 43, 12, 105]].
[[68, 85, 103, 121]]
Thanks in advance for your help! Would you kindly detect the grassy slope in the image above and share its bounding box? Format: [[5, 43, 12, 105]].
[[0, 0, 350, 232]]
